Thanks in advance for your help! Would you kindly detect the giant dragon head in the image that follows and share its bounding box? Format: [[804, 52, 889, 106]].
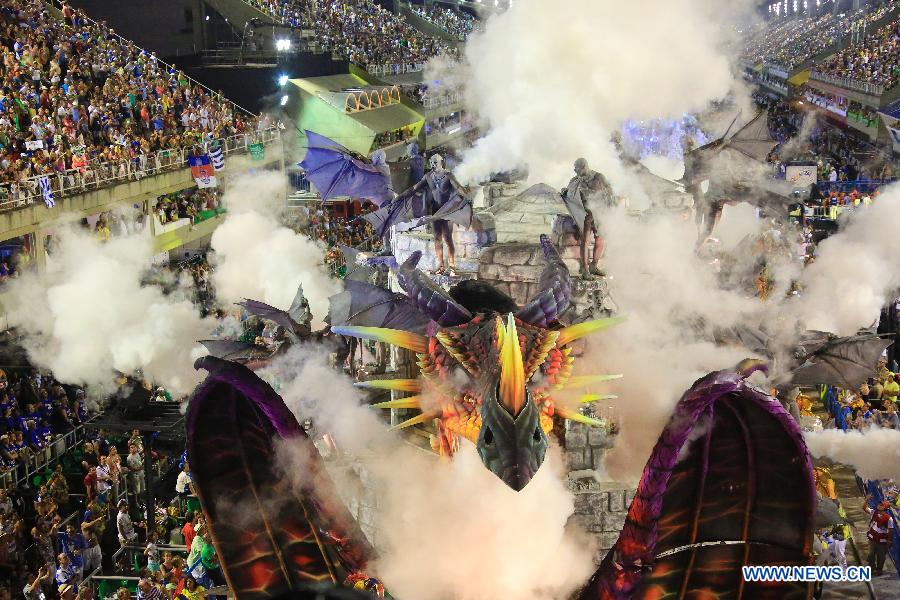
[[333, 235, 623, 491]]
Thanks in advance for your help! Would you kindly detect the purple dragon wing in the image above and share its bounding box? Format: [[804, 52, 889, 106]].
[[516, 234, 571, 327], [580, 365, 815, 600], [238, 299, 302, 335], [187, 356, 376, 599], [328, 279, 432, 334], [360, 196, 416, 238], [394, 252, 473, 326], [299, 131, 392, 204]]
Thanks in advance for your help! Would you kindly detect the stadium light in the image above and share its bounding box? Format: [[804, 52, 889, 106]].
[[275, 39, 291, 51], [278, 74, 289, 86], [280, 94, 289, 106]]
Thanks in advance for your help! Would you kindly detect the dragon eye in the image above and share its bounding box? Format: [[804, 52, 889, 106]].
[[484, 427, 494, 445]]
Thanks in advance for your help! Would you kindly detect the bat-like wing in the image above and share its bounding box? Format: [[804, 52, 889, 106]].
[[790, 335, 893, 389], [299, 131, 392, 205], [328, 279, 430, 334]]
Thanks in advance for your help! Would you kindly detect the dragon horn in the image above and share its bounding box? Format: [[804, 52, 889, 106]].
[[390, 411, 439, 430], [556, 316, 626, 347], [556, 407, 607, 427], [579, 393, 618, 403], [559, 374, 624, 390], [395, 252, 472, 326], [516, 234, 572, 327], [499, 313, 526, 417], [372, 396, 422, 410], [353, 379, 421, 392], [330, 326, 428, 354]]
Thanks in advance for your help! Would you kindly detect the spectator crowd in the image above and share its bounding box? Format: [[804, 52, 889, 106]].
[[410, 4, 476, 40], [0, 0, 258, 198], [818, 13, 900, 89], [742, 0, 900, 92], [240, 0, 457, 67]]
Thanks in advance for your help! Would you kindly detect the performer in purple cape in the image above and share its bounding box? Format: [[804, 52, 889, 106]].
[[360, 152, 472, 274], [398, 153, 472, 275]]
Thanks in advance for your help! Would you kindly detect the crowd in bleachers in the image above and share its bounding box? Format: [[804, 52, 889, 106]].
[[0, 349, 203, 600], [153, 189, 222, 228], [244, 0, 456, 67], [741, 1, 899, 75], [410, 4, 476, 39], [768, 1, 897, 70], [316, 0, 456, 66], [817, 13, 900, 89], [742, 15, 819, 66], [764, 95, 894, 185], [0, 0, 257, 192], [822, 359, 900, 430]]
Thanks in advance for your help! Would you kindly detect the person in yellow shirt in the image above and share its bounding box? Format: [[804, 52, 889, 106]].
[[883, 374, 899, 404], [178, 575, 205, 600], [797, 392, 814, 416], [814, 467, 837, 501]]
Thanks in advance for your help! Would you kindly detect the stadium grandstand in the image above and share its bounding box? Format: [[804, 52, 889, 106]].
[[0, 0, 896, 599]]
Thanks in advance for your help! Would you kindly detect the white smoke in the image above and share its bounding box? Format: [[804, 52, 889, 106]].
[[369, 445, 594, 600], [791, 186, 900, 335], [805, 428, 900, 481], [6, 232, 211, 395], [210, 171, 342, 327], [265, 346, 593, 599], [450, 0, 753, 186], [583, 208, 767, 480]]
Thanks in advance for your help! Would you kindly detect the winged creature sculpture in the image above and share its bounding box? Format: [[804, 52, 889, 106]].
[[186, 236, 816, 599]]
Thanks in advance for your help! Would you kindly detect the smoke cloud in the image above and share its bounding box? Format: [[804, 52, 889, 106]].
[[791, 186, 900, 335], [450, 0, 753, 186], [805, 428, 900, 481], [210, 171, 341, 327], [266, 346, 594, 599], [583, 208, 766, 481], [6, 232, 211, 395]]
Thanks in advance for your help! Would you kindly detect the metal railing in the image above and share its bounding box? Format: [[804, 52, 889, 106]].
[[421, 91, 462, 109], [0, 416, 98, 489], [0, 128, 280, 213], [810, 70, 887, 97], [365, 63, 426, 77], [200, 49, 280, 66]]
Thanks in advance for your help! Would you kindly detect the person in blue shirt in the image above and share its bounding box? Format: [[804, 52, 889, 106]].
[[55, 552, 77, 590], [59, 523, 88, 579], [36, 420, 54, 447]]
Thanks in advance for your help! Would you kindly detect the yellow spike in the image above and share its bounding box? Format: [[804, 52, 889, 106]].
[[499, 313, 526, 416], [555, 317, 626, 347], [330, 326, 428, 353], [390, 411, 439, 430], [579, 393, 618, 403], [557, 407, 608, 428], [561, 374, 624, 390], [372, 396, 422, 410], [354, 379, 421, 392]]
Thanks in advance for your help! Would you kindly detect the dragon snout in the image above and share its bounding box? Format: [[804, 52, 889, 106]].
[[500, 463, 536, 492]]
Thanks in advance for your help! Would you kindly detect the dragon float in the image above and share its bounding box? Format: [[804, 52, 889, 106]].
[[186, 235, 816, 599]]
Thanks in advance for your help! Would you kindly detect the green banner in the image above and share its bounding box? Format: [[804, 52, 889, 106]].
[[249, 143, 265, 161]]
